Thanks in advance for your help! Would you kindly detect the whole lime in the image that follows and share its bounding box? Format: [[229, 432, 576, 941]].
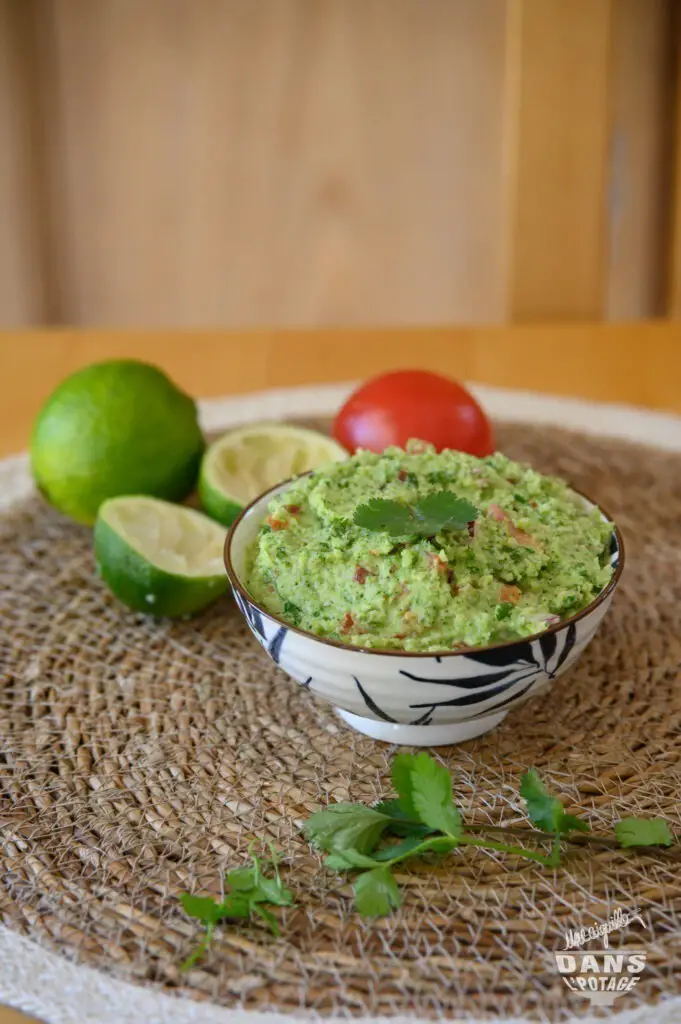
[[31, 360, 205, 524]]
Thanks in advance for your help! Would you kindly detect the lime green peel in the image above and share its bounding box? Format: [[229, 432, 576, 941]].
[[31, 360, 205, 524], [94, 496, 228, 618], [199, 422, 348, 526]]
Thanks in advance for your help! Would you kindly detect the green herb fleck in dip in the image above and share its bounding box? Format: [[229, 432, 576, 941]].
[[245, 441, 615, 652]]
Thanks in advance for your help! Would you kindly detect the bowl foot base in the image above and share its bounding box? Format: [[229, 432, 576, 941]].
[[335, 709, 508, 746]]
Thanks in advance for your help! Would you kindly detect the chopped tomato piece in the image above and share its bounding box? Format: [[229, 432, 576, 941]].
[[398, 469, 408, 481], [341, 612, 354, 633], [285, 504, 302, 515], [499, 584, 521, 604], [509, 526, 535, 547], [487, 503, 536, 547], [353, 566, 370, 584], [487, 503, 508, 522], [427, 552, 449, 575], [393, 632, 408, 640], [267, 515, 288, 531]]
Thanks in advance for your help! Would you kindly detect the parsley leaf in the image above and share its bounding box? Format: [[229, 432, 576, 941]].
[[614, 818, 673, 848], [303, 802, 391, 855], [353, 491, 479, 539], [353, 867, 402, 917], [519, 770, 589, 834]]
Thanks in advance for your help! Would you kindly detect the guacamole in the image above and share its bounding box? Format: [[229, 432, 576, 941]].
[[245, 442, 614, 652]]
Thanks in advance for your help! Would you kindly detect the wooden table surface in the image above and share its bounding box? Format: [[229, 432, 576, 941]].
[[0, 1012, 33, 1024], [1, 322, 681, 458], [1, 320, 679, 1024]]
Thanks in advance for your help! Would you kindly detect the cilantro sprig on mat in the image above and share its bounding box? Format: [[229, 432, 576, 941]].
[[179, 845, 293, 970], [614, 817, 674, 849], [519, 769, 590, 836], [178, 758, 675, 961], [303, 754, 674, 918], [353, 491, 479, 539]]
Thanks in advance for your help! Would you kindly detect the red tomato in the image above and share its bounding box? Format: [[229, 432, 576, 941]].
[[333, 370, 494, 456]]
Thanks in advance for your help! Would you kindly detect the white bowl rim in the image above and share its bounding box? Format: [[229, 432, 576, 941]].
[[224, 473, 625, 659]]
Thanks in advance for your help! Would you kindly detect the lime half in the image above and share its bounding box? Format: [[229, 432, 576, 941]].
[[199, 423, 348, 526], [94, 496, 229, 618]]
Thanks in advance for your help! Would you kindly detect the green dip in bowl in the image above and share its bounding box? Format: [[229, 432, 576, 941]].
[[246, 441, 614, 653]]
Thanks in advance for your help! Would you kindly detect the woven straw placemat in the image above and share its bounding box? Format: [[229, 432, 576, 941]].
[[1, 385, 681, 1024]]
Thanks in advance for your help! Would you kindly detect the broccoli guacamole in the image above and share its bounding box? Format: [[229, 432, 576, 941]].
[[245, 442, 614, 652]]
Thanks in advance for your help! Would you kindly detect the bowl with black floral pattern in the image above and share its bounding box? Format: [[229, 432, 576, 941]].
[[224, 478, 624, 747]]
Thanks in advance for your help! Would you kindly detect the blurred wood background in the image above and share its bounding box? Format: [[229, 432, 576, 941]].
[[3, 321, 681, 457], [0, 0, 678, 329]]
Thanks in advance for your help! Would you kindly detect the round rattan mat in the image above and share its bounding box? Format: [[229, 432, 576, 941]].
[[2, 390, 681, 1024]]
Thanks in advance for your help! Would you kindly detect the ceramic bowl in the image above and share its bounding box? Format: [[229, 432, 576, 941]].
[[224, 480, 624, 746]]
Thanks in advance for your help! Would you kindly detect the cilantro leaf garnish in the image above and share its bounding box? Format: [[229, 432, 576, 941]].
[[392, 752, 462, 838], [324, 849, 381, 870], [412, 492, 480, 536], [411, 766, 462, 838], [180, 892, 241, 925], [371, 834, 442, 862], [353, 490, 478, 539], [373, 797, 413, 821], [390, 753, 422, 819], [353, 866, 402, 917], [303, 802, 392, 855], [519, 770, 589, 835], [303, 756, 675, 919], [186, 758, 677, 937], [614, 817, 673, 848], [226, 856, 293, 909], [373, 798, 434, 839], [179, 846, 293, 969], [352, 498, 415, 537]]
